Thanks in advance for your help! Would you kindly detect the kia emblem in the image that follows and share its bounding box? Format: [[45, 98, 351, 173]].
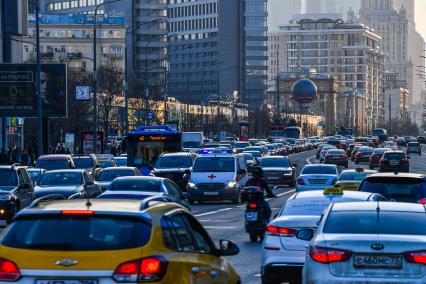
[[208, 174, 216, 179], [371, 243, 384, 250]]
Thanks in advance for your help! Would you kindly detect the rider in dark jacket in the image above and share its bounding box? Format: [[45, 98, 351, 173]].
[[246, 166, 276, 221]]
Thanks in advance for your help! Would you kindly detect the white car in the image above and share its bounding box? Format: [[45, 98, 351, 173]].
[[302, 202, 426, 283], [295, 164, 339, 192], [383, 141, 398, 150], [261, 189, 386, 284]]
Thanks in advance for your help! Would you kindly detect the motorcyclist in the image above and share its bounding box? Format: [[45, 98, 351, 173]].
[[246, 166, 276, 222]]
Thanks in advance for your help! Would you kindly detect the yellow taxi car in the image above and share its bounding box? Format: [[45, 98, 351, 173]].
[[0, 197, 241, 284], [335, 167, 377, 191]]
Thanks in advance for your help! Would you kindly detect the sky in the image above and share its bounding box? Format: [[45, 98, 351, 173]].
[[415, 0, 426, 40]]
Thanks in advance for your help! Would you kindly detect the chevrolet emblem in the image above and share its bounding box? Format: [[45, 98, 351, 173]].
[[56, 258, 78, 267]]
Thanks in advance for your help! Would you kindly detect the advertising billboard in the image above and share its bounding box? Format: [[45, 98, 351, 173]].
[[0, 64, 67, 117], [81, 132, 103, 154]]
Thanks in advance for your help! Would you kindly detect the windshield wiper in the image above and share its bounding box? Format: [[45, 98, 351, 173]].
[[28, 243, 73, 250]]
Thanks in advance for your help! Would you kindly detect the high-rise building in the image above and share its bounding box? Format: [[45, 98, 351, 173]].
[[393, 0, 414, 25], [268, 0, 302, 32], [268, 14, 385, 132], [168, 0, 268, 107]]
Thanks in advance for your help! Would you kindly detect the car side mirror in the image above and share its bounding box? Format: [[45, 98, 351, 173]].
[[218, 239, 239, 256], [292, 164, 297, 168], [296, 229, 314, 241], [184, 169, 191, 175]]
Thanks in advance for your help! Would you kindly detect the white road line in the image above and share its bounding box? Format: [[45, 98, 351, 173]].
[[306, 156, 316, 164], [194, 207, 233, 217], [276, 189, 295, 197], [203, 226, 235, 229]]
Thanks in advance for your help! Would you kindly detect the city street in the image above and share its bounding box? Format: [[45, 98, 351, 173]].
[[192, 149, 426, 284]]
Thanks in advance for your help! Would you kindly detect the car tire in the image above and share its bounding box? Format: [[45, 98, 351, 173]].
[[261, 276, 276, 284], [249, 232, 258, 242]]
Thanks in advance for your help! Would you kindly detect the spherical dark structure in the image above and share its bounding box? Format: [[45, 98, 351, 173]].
[[292, 79, 317, 104]]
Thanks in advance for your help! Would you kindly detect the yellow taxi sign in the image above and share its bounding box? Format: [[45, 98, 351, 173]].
[[323, 186, 344, 195]]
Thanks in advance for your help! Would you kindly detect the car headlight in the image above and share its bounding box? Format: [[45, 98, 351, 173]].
[[187, 182, 197, 190], [0, 194, 12, 201], [282, 171, 293, 175], [226, 181, 237, 190]]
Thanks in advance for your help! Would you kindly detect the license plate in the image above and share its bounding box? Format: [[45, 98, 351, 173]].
[[353, 254, 402, 269], [390, 160, 399, 165], [246, 212, 258, 221], [268, 177, 280, 180], [204, 192, 219, 196], [36, 281, 98, 284]]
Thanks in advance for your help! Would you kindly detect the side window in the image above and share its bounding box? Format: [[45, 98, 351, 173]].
[[164, 180, 182, 199], [161, 214, 196, 252], [181, 213, 214, 254], [17, 170, 25, 185], [21, 170, 32, 185]]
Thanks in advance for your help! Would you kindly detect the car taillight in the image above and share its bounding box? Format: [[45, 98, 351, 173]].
[[113, 256, 168, 283], [356, 152, 363, 157], [309, 246, 352, 264], [248, 203, 257, 209], [61, 210, 94, 215], [418, 199, 426, 204], [379, 158, 385, 164], [266, 225, 297, 237], [342, 155, 347, 159], [404, 250, 426, 265], [297, 178, 305, 185], [0, 258, 20, 281], [321, 151, 326, 155]]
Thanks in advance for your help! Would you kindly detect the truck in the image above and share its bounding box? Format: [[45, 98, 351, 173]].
[[182, 132, 204, 152]]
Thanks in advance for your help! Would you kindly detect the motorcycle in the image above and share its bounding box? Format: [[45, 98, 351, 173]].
[[241, 186, 269, 242]]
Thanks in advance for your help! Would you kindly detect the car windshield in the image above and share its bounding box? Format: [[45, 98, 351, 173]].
[[235, 142, 250, 149], [359, 178, 426, 201], [327, 140, 340, 146], [2, 215, 151, 251], [359, 147, 373, 153], [302, 166, 337, 175], [192, 157, 235, 172], [38, 172, 83, 186], [35, 160, 69, 171], [244, 151, 261, 158], [339, 172, 370, 181], [98, 170, 135, 182], [373, 149, 387, 154], [383, 153, 404, 160], [323, 211, 426, 235], [261, 158, 290, 168], [98, 160, 114, 168], [73, 158, 94, 169], [114, 158, 127, 167], [282, 197, 363, 216], [328, 150, 345, 155], [408, 143, 419, 147], [242, 153, 254, 160], [155, 156, 192, 169], [183, 141, 200, 148], [110, 179, 161, 192], [0, 169, 17, 186]]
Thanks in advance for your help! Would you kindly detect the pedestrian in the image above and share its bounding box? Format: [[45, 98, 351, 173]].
[[21, 150, 30, 166]]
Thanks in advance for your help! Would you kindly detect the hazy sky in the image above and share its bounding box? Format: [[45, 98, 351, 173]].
[[415, 0, 426, 39]]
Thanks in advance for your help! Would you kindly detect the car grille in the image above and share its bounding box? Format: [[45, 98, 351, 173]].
[[265, 172, 283, 178], [198, 183, 226, 190], [308, 179, 327, 185]]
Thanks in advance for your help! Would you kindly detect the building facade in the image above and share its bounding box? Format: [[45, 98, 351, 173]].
[[23, 14, 126, 72], [268, 0, 302, 32], [268, 15, 384, 132], [168, 0, 268, 108]]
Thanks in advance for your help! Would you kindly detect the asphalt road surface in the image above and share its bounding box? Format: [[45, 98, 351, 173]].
[[192, 149, 426, 284]]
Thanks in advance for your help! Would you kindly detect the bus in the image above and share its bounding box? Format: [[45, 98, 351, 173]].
[[371, 128, 388, 142], [125, 126, 182, 174]]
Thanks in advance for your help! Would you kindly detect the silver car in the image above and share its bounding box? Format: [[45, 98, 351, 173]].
[[261, 190, 385, 284], [302, 202, 426, 283]]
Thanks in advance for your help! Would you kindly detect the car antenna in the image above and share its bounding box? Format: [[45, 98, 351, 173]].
[[86, 195, 92, 208], [376, 200, 380, 224]]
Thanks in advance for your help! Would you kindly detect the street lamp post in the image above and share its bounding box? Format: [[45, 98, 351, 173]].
[[35, 0, 43, 156]]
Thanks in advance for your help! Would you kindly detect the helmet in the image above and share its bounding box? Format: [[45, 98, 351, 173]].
[[251, 166, 264, 178]]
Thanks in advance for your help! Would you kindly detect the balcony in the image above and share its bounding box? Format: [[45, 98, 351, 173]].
[[41, 52, 54, 58]]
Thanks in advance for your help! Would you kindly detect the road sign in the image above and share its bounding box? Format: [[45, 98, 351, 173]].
[[0, 64, 67, 117]]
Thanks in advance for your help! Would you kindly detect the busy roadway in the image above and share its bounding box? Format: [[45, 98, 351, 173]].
[[0, 126, 425, 284]]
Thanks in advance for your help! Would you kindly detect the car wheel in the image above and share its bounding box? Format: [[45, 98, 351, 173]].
[[261, 276, 282, 284], [249, 232, 258, 242]]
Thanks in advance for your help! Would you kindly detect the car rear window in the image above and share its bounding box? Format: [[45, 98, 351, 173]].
[[2, 215, 151, 250], [73, 158, 94, 169], [383, 153, 404, 160], [301, 166, 337, 175], [359, 178, 426, 201], [98, 170, 136, 182], [339, 172, 370, 181], [110, 179, 161, 192], [35, 160, 69, 171], [327, 150, 345, 155], [324, 211, 426, 235], [408, 142, 419, 146]]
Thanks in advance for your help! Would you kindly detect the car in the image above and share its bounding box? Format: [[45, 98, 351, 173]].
[[262, 188, 386, 284], [417, 136, 426, 144], [406, 141, 422, 155], [396, 136, 407, 147], [234, 141, 251, 153], [101, 176, 190, 210], [246, 146, 267, 156], [354, 146, 374, 164], [319, 146, 336, 163], [368, 148, 389, 169], [0, 165, 35, 222], [379, 150, 410, 173], [151, 152, 194, 190], [0, 199, 241, 283], [26, 168, 47, 184], [346, 143, 361, 157], [97, 166, 141, 192], [34, 169, 101, 199], [316, 144, 328, 159], [114, 156, 127, 166], [243, 150, 262, 163], [187, 154, 246, 204], [97, 157, 116, 168], [336, 168, 377, 191], [260, 156, 297, 186], [72, 154, 101, 177], [358, 172, 426, 203], [350, 145, 362, 161], [327, 139, 344, 150], [324, 149, 348, 168], [35, 154, 75, 171], [296, 164, 339, 192], [241, 152, 256, 172], [302, 202, 426, 284], [383, 141, 398, 150]]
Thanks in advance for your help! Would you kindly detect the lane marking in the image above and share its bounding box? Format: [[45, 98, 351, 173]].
[[306, 156, 316, 164], [276, 189, 295, 197], [194, 207, 232, 217], [203, 226, 235, 229]]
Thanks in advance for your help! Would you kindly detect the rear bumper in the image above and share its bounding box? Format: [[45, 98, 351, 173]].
[[296, 185, 331, 192], [379, 165, 409, 172], [325, 160, 347, 166], [355, 157, 370, 162], [262, 263, 303, 282], [265, 175, 294, 185]]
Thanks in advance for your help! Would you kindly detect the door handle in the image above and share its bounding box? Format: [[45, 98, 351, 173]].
[[210, 270, 218, 278], [192, 267, 201, 274]]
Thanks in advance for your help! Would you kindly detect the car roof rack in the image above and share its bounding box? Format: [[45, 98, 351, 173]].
[[28, 194, 68, 209], [140, 196, 173, 210]]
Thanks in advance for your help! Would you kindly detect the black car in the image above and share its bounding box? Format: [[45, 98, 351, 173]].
[[358, 173, 426, 203], [417, 136, 426, 144], [379, 151, 410, 173], [324, 149, 348, 168], [260, 156, 297, 186], [151, 152, 194, 190], [34, 169, 102, 199], [0, 165, 35, 222], [72, 155, 101, 177]]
